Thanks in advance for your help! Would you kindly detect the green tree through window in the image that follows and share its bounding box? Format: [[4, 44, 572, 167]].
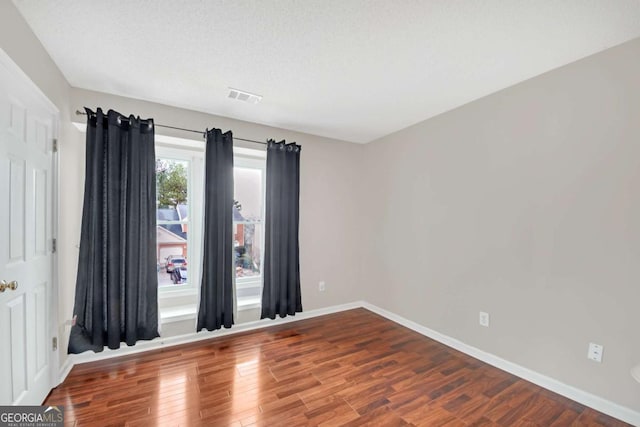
[[156, 159, 187, 208]]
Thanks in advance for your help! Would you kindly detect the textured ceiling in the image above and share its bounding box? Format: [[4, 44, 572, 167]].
[[13, 0, 640, 143]]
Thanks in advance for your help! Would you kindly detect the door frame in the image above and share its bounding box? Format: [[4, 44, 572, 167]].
[[0, 47, 60, 396]]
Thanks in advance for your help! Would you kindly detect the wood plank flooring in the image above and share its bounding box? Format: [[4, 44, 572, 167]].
[[45, 309, 630, 426]]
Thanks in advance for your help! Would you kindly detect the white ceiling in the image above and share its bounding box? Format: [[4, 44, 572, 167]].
[[13, 1, 640, 143]]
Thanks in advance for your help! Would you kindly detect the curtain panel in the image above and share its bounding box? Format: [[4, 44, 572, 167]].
[[69, 108, 159, 354], [197, 129, 235, 331], [261, 140, 302, 319]]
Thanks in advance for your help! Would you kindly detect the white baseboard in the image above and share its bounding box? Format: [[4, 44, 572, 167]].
[[56, 355, 74, 387], [57, 300, 640, 426], [360, 302, 640, 426]]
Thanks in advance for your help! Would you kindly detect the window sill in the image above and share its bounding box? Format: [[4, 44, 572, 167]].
[[159, 287, 198, 299], [236, 280, 261, 290], [160, 298, 260, 324], [238, 296, 261, 311], [160, 305, 197, 324]]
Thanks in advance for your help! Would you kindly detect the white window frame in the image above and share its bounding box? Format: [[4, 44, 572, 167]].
[[154, 141, 266, 314], [156, 145, 204, 299], [234, 153, 267, 309]]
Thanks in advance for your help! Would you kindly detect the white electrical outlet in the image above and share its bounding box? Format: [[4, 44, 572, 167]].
[[479, 311, 490, 327], [319, 281, 326, 292], [587, 342, 603, 363]]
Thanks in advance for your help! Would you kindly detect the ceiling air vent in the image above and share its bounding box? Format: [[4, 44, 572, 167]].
[[228, 88, 262, 104]]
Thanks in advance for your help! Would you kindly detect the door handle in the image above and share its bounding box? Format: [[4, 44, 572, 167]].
[[0, 280, 18, 292]]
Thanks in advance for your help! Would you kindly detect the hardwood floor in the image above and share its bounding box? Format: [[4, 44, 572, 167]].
[[45, 309, 630, 426]]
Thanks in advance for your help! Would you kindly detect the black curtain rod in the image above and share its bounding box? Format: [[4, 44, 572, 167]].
[[75, 110, 267, 145]]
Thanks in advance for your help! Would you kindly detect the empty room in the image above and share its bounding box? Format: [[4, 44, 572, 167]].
[[1, 1, 639, 426]]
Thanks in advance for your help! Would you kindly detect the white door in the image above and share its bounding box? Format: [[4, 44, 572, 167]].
[[0, 50, 57, 405]]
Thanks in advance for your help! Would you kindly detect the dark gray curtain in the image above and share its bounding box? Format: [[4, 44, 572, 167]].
[[261, 140, 302, 319], [197, 129, 235, 331], [69, 108, 159, 354]]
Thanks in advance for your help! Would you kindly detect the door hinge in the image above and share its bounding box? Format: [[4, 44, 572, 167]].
[[52, 238, 57, 253], [52, 138, 58, 153], [52, 337, 58, 351]]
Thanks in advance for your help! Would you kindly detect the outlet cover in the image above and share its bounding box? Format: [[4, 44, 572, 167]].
[[479, 311, 490, 327], [319, 281, 326, 292], [587, 343, 603, 363]]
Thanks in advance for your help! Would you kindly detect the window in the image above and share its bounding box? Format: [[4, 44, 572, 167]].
[[154, 142, 265, 313], [155, 146, 204, 296], [156, 157, 190, 288], [234, 155, 266, 309]]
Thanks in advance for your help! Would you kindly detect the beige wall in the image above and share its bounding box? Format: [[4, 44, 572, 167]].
[[69, 88, 366, 318], [0, 2, 69, 112], [60, 87, 367, 339], [362, 37, 640, 411]]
